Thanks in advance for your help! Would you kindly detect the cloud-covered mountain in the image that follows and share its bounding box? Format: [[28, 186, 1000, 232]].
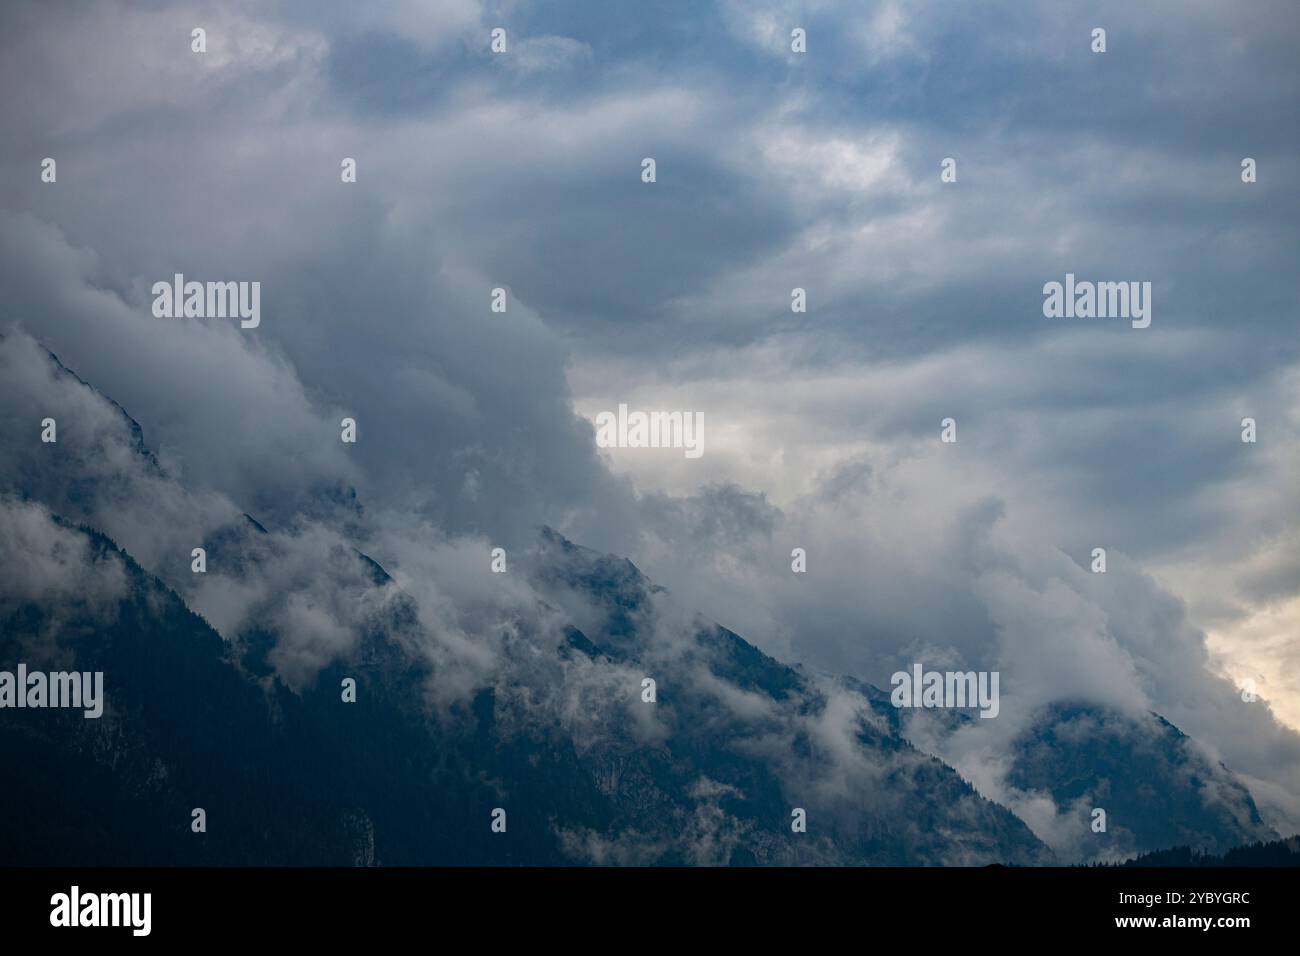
[[0, 337, 1048, 864], [0, 498, 1051, 865], [1007, 703, 1276, 862], [0, 332, 1284, 864], [2, 0, 1298, 865]]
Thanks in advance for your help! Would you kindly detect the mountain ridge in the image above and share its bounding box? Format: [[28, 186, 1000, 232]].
[[0, 332, 1274, 865]]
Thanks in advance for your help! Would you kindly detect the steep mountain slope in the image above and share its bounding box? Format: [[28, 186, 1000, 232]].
[[519, 528, 1052, 864], [1008, 702, 1276, 861], [0, 330, 1277, 866], [0, 496, 1052, 865]]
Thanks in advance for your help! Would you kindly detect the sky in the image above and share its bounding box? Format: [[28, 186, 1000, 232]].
[[1, 0, 1298, 838]]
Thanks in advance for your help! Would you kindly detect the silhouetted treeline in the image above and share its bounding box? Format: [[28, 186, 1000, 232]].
[[1091, 836, 1300, 867]]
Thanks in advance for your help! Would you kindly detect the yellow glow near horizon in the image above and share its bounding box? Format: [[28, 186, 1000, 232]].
[[1208, 596, 1300, 734]]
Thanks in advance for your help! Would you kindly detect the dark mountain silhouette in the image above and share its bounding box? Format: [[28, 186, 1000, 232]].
[[0, 334, 1281, 866], [1009, 702, 1276, 860], [0, 508, 1054, 865]]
